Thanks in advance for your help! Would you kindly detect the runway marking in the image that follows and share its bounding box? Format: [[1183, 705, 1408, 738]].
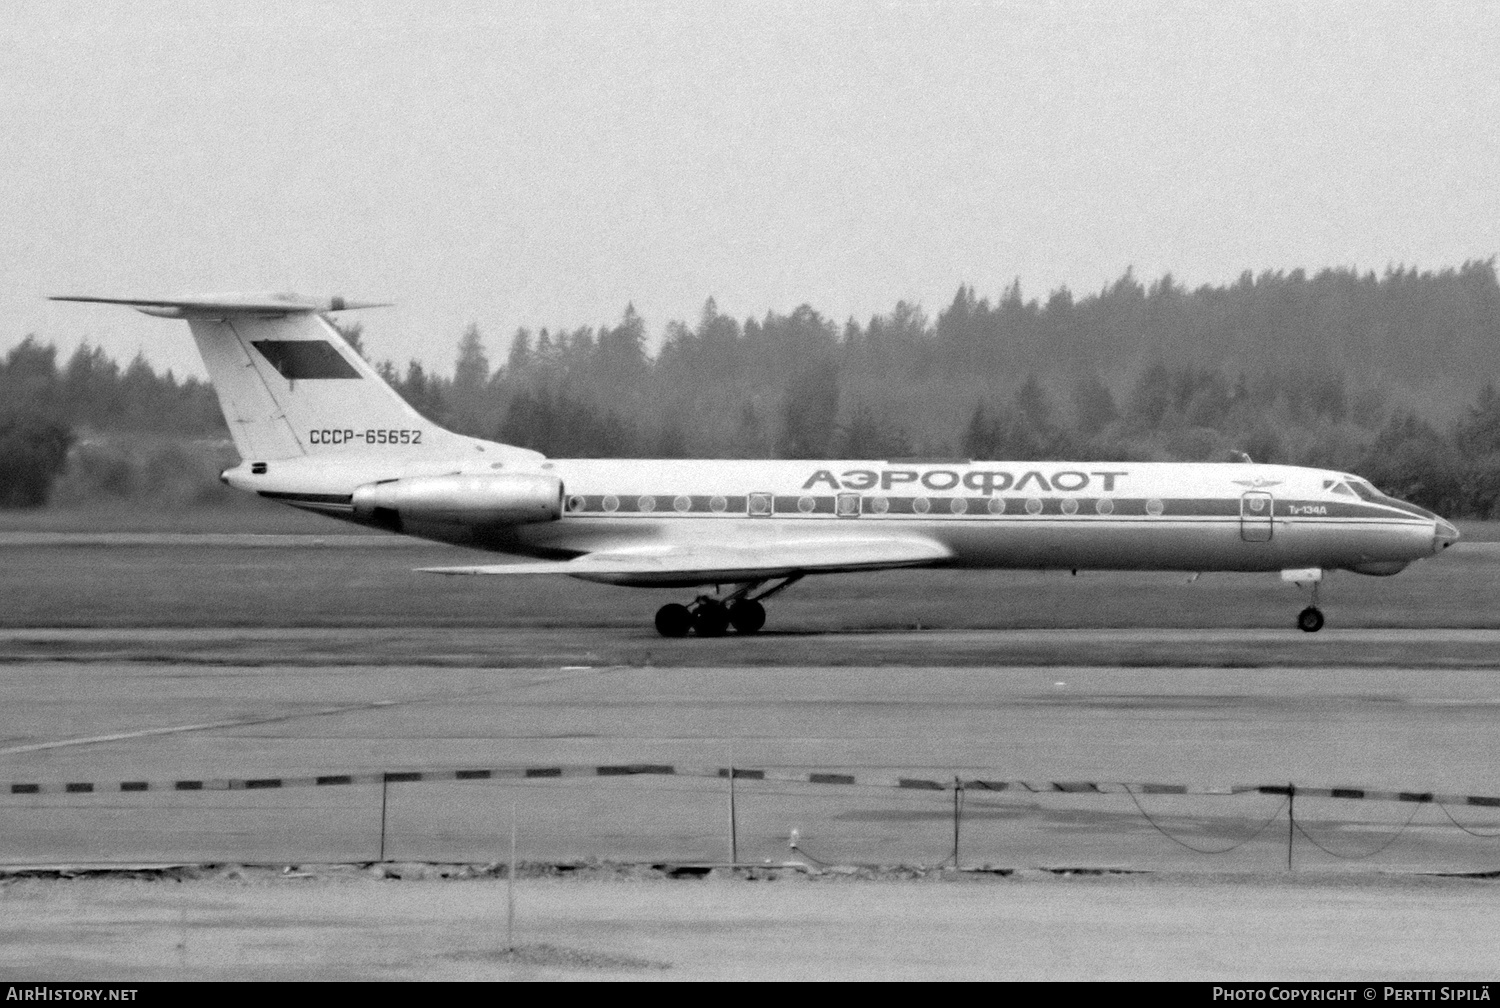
[[0, 700, 400, 756], [0, 666, 622, 757]]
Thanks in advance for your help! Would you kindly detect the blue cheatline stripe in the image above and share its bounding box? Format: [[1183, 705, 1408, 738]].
[[560, 492, 1424, 523], [5, 766, 1496, 808]]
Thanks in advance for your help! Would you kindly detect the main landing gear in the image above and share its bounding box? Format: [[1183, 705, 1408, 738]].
[[653, 575, 802, 637]]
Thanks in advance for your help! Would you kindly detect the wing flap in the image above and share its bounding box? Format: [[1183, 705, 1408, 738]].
[[419, 537, 950, 583]]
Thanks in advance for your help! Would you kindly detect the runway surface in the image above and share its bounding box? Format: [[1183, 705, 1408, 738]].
[[10, 524, 1500, 978], [3, 648, 1499, 873], [4, 533, 1500, 979], [4, 528, 1499, 874], [3, 534, 1498, 633]]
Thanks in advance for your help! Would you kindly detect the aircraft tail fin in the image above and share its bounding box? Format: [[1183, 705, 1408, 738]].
[[50, 292, 496, 462]]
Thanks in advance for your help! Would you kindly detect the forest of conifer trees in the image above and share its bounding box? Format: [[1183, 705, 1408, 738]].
[[4, 262, 1500, 516]]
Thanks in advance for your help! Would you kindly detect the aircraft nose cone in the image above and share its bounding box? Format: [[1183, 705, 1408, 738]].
[[1434, 518, 1461, 551]]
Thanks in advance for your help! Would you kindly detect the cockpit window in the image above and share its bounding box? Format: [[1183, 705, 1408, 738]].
[[1340, 475, 1442, 520], [1323, 478, 1359, 496]]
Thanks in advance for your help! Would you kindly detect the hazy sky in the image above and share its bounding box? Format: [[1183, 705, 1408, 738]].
[[3, 0, 1498, 377]]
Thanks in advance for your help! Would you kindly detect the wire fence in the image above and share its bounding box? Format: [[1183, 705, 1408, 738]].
[[4, 763, 1500, 872]]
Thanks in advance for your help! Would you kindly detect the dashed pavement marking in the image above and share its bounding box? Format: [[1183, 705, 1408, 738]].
[[5, 761, 1497, 809]]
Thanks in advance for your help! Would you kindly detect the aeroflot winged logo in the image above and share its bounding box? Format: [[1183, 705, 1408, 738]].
[[802, 467, 1129, 493], [1231, 477, 1283, 489]]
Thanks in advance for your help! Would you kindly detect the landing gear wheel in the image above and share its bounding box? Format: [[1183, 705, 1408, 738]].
[[655, 603, 692, 638], [728, 599, 766, 634], [1297, 606, 1325, 633], [692, 601, 730, 637]]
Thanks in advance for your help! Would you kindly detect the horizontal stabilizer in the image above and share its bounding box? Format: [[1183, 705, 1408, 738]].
[[420, 537, 951, 585], [50, 292, 388, 318]]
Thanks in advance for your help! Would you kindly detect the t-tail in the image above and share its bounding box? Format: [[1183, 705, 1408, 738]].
[[49, 292, 535, 465]]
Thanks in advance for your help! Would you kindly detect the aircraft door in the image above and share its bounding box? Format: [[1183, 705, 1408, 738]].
[[836, 492, 861, 517], [748, 492, 774, 517], [1240, 491, 1274, 542]]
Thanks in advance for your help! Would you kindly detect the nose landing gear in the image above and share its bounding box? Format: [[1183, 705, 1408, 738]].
[[1282, 568, 1325, 632], [653, 575, 801, 637]]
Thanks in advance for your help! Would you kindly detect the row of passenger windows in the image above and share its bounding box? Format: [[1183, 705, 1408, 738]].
[[565, 494, 1168, 516]]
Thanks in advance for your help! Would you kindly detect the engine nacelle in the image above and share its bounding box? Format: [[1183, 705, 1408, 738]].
[[351, 472, 563, 526]]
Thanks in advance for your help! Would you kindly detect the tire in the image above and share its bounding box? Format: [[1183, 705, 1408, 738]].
[[693, 601, 730, 637], [1297, 606, 1325, 633], [728, 599, 766, 634], [654, 603, 693, 638]]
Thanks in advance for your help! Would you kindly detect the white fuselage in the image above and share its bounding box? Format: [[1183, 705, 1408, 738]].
[[227, 454, 1453, 586]]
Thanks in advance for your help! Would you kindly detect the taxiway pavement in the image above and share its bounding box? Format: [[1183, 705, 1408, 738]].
[[3, 650, 1498, 874]]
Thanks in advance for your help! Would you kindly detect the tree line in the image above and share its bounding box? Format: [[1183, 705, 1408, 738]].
[[3, 261, 1500, 516]]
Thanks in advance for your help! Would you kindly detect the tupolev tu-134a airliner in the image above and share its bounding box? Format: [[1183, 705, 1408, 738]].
[[52, 292, 1461, 636]]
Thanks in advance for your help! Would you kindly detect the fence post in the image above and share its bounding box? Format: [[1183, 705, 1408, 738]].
[[729, 759, 741, 864], [378, 775, 389, 862], [1286, 782, 1295, 872], [506, 802, 517, 952], [952, 776, 963, 869]]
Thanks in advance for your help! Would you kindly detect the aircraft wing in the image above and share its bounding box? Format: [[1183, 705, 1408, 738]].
[[419, 537, 951, 584]]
